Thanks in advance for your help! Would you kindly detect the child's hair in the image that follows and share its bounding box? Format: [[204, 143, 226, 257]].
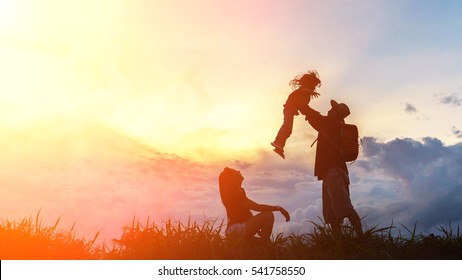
[[289, 70, 322, 90]]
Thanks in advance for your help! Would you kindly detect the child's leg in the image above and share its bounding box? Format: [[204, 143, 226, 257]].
[[273, 110, 295, 148]]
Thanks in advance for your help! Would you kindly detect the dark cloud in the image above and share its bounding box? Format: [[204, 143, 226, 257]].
[[440, 93, 462, 106], [405, 103, 417, 113], [360, 137, 447, 183], [356, 137, 462, 232], [280, 136, 462, 236], [452, 126, 462, 138]]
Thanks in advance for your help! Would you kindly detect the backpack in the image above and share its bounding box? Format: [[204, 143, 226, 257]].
[[311, 123, 360, 162], [337, 123, 360, 162]]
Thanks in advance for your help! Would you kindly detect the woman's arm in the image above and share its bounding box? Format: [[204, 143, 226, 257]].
[[244, 198, 290, 222]]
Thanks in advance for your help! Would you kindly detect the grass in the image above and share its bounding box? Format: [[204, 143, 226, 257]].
[[1, 212, 462, 260], [0, 210, 104, 259]]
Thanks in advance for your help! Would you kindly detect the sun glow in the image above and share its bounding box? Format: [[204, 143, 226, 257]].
[[0, 0, 277, 163], [0, 0, 17, 25]]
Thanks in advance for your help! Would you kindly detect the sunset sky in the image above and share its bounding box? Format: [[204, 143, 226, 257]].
[[1, 0, 462, 243]]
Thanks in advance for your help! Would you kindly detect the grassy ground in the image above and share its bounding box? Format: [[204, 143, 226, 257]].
[[1, 211, 462, 260]]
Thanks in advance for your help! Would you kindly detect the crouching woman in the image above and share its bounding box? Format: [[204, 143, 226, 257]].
[[218, 167, 290, 245]]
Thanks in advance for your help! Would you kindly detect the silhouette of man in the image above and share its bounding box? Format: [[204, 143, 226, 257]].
[[304, 100, 363, 237]]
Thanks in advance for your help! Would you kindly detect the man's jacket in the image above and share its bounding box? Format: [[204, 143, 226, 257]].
[[304, 107, 348, 181]]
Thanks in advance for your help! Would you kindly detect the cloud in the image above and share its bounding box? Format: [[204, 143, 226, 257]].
[[355, 136, 462, 232], [404, 103, 417, 114], [440, 93, 462, 106], [277, 136, 462, 236], [452, 126, 462, 138], [0, 121, 225, 243], [3, 117, 462, 241]]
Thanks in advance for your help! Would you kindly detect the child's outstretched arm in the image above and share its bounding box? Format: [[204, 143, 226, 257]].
[[310, 91, 320, 99]]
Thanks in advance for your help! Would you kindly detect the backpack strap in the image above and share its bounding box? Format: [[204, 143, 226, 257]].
[[310, 138, 318, 147]]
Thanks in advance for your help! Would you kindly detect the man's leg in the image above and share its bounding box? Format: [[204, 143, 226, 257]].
[[347, 210, 363, 237], [331, 219, 342, 238]]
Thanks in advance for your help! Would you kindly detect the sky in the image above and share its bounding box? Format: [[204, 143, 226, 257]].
[[1, 0, 462, 243]]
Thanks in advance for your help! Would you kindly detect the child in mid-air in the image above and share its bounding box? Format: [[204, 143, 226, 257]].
[[271, 70, 321, 159]]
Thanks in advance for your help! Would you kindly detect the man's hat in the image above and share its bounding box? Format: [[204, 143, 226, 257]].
[[330, 100, 350, 119]]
